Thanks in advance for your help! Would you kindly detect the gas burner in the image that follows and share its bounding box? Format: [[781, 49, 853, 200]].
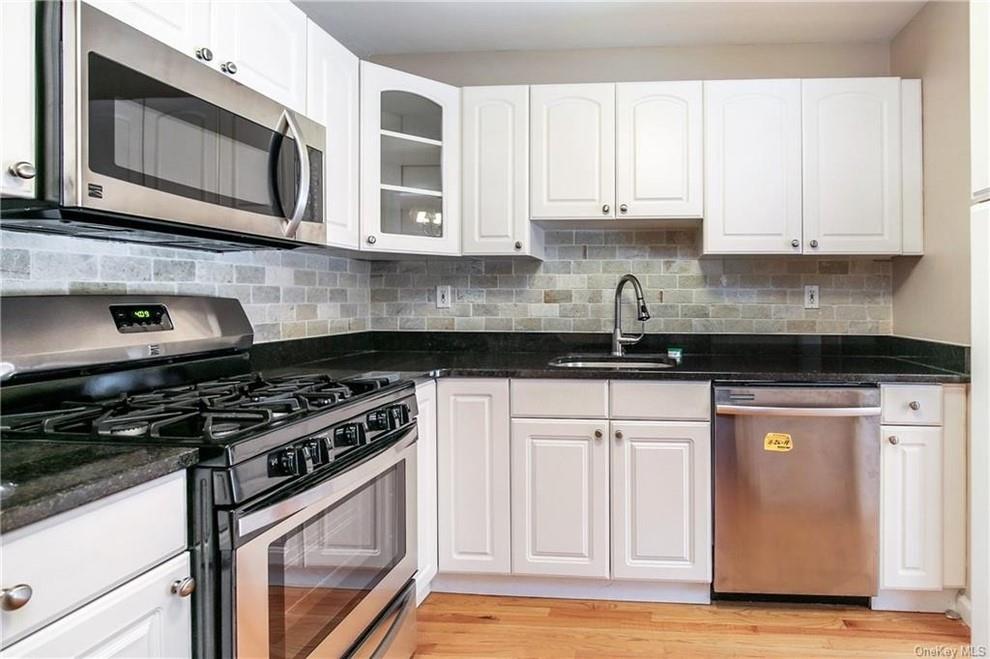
[[106, 422, 150, 437], [211, 422, 243, 439]]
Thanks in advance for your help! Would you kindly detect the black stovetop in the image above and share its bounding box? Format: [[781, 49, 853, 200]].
[[0, 371, 403, 446]]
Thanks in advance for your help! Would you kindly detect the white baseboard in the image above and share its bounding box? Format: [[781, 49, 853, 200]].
[[431, 573, 711, 604], [871, 588, 961, 613], [955, 592, 973, 627]]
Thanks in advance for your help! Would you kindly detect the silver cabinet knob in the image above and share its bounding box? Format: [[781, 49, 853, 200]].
[[909, 400, 921, 411], [888, 435, 899, 445], [514, 241, 522, 250], [195, 47, 213, 62], [602, 204, 610, 214], [791, 239, 800, 248], [8, 161, 35, 180], [221, 61, 237, 75], [809, 239, 819, 248], [619, 203, 629, 214], [170, 577, 196, 598], [614, 430, 623, 440], [1, 584, 33, 611], [594, 429, 603, 439], [366, 235, 377, 245]]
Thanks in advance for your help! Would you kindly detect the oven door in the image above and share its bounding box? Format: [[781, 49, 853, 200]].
[[67, 3, 326, 245], [233, 428, 417, 659]]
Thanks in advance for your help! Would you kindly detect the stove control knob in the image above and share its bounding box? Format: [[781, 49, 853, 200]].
[[387, 404, 410, 428], [333, 423, 366, 447], [299, 437, 330, 467], [366, 409, 391, 431], [267, 447, 305, 477]]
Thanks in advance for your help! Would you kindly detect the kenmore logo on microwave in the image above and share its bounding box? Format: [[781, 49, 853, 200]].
[[87, 183, 103, 199]]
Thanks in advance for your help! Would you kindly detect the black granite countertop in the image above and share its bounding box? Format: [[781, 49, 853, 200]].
[[0, 442, 198, 533]]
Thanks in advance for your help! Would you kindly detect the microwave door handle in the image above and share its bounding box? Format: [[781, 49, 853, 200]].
[[274, 109, 310, 238]]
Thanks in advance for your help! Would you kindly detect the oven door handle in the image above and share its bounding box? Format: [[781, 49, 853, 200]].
[[236, 426, 417, 539], [715, 404, 882, 417], [274, 108, 310, 239]]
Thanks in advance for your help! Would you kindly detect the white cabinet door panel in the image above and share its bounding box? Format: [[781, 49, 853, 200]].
[[530, 84, 615, 219], [211, 1, 308, 111], [437, 379, 510, 574], [415, 380, 438, 602], [82, 0, 211, 63], [462, 86, 531, 255], [802, 78, 902, 254], [611, 421, 711, 582], [4, 553, 192, 658], [881, 425, 943, 590], [1, 0, 37, 199], [510, 419, 610, 578], [703, 80, 803, 254], [306, 21, 359, 249], [616, 81, 703, 218]]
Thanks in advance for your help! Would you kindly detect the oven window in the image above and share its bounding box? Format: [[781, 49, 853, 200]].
[[267, 464, 405, 659], [87, 53, 322, 223]]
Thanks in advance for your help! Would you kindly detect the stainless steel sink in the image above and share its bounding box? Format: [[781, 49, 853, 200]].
[[548, 354, 678, 370]]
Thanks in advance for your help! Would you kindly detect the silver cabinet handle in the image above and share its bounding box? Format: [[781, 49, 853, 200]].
[[619, 203, 629, 214], [594, 429, 603, 439], [888, 435, 900, 445], [195, 47, 213, 62], [602, 204, 610, 215], [367, 235, 377, 245], [614, 430, 623, 440], [1, 584, 33, 611], [221, 61, 237, 75], [809, 239, 819, 248], [514, 241, 522, 250], [274, 109, 310, 239], [8, 161, 35, 180], [909, 400, 921, 411], [171, 577, 196, 598], [791, 239, 800, 248]]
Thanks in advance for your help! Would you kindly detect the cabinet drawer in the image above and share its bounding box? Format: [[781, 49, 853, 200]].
[[881, 385, 943, 426], [1, 472, 187, 646], [610, 381, 711, 421], [510, 379, 608, 418]]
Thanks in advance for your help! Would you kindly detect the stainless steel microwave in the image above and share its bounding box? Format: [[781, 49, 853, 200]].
[[51, 2, 327, 247]]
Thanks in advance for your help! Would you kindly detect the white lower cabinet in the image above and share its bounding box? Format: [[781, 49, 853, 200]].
[[436, 379, 511, 574], [510, 419, 610, 578], [415, 380, 438, 603], [880, 425, 944, 590], [611, 421, 711, 582], [4, 552, 192, 658]]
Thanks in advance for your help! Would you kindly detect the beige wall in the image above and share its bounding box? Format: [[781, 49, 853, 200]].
[[891, 1, 971, 345], [370, 42, 890, 86]]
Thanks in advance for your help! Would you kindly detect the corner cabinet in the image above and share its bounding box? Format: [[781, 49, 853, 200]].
[[360, 62, 461, 255], [307, 20, 360, 249]]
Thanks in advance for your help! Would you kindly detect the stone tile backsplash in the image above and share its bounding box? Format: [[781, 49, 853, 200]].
[[370, 228, 893, 335], [1, 226, 893, 340], [0, 231, 370, 342]]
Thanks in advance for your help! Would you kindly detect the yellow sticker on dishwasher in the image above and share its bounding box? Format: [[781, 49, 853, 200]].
[[764, 433, 793, 452]]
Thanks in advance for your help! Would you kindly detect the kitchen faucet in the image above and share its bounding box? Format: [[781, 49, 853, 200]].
[[612, 274, 652, 357]]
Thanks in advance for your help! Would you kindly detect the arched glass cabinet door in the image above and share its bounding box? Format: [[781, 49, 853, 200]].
[[360, 62, 460, 255]]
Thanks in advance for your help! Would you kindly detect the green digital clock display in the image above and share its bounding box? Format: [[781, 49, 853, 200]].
[[133, 309, 151, 319], [109, 304, 173, 333]]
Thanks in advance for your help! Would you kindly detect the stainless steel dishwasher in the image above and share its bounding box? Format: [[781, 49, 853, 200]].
[[713, 386, 882, 597]]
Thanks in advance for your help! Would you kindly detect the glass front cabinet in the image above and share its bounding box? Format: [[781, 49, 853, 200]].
[[360, 62, 461, 255]]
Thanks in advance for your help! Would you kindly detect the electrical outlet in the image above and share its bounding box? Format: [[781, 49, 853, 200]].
[[804, 285, 820, 310], [436, 285, 451, 309]]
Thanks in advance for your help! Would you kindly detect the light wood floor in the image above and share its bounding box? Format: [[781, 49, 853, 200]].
[[415, 593, 970, 658]]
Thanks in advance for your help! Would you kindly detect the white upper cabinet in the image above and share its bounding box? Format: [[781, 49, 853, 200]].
[[361, 62, 461, 255], [307, 21, 360, 249], [611, 421, 711, 583], [615, 81, 703, 218], [1, 0, 37, 199], [462, 86, 543, 257], [510, 418, 610, 579], [82, 0, 211, 62], [530, 83, 616, 219], [703, 79, 803, 255], [802, 78, 902, 254], [211, 1, 308, 111]]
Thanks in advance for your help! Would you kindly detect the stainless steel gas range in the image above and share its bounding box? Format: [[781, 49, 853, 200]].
[[0, 295, 418, 658]]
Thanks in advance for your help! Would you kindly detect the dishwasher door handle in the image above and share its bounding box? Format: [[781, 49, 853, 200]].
[[716, 404, 882, 417]]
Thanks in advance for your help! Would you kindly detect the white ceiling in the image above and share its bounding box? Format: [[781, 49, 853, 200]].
[[296, 1, 927, 57]]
